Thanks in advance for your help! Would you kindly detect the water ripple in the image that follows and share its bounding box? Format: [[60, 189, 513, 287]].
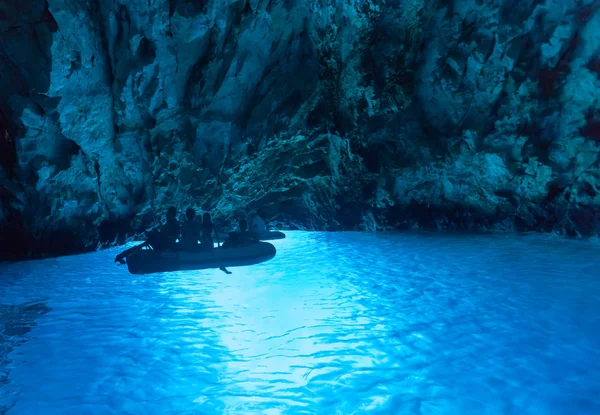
[[0, 231, 599, 414]]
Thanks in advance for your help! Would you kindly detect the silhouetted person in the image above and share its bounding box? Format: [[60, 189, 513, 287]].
[[247, 208, 267, 234], [200, 212, 221, 249], [222, 219, 259, 249], [115, 206, 179, 263], [238, 218, 250, 234], [145, 206, 180, 251], [162, 206, 180, 247], [180, 207, 201, 251], [200, 212, 230, 274]]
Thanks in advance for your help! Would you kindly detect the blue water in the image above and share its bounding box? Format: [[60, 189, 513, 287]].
[[0, 231, 599, 414]]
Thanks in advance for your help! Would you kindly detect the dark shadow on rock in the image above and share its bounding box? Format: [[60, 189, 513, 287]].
[[0, 107, 17, 178], [0, 224, 96, 262], [0, 0, 59, 261]]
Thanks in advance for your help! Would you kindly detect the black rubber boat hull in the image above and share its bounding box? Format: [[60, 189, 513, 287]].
[[126, 242, 277, 275], [217, 231, 286, 241]]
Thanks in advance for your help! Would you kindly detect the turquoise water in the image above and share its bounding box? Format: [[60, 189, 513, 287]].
[[0, 231, 599, 414]]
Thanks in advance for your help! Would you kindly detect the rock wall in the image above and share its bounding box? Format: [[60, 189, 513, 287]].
[[1, 0, 599, 259]]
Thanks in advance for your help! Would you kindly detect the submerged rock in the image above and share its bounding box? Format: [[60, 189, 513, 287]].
[[1, 0, 600, 258], [0, 301, 51, 411]]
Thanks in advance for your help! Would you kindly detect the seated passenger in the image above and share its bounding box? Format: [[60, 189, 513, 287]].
[[248, 209, 267, 234], [238, 219, 258, 244], [222, 219, 258, 249], [147, 206, 180, 251], [200, 212, 221, 249], [163, 206, 180, 244], [180, 207, 201, 251]]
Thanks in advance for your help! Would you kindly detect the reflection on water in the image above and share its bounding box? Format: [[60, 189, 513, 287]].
[[0, 301, 51, 413], [0, 231, 599, 414]]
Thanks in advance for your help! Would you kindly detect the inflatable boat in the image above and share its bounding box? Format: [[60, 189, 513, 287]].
[[125, 242, 277, 275], [217, 231, 286, 241]]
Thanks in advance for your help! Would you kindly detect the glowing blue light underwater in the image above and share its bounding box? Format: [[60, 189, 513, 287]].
[[1, 231, 599, 414]]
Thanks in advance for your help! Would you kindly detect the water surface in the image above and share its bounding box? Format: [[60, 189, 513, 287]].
[[1, 231, 599, 414]]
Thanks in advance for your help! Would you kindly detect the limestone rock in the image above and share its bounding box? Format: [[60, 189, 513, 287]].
[[1, 0, 600, 258]]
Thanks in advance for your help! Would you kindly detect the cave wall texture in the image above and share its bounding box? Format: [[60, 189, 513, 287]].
[[1, 0, 600, 259]]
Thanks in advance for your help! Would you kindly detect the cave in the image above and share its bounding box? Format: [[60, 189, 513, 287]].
[[2, 2, 600, 413], [0, 0, 599, 260]]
